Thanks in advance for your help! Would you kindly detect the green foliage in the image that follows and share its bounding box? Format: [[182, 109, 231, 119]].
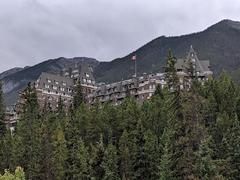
[[73, 81, 84, 109], [3, 60, 240, 179], [75, 138, 90, 179], [164, 50, 179, 91], [51, 119, 67, 180], [101, 143, 120, 180], [0, 130, 13, 173], [0, 167, 25, 180], [12, 83, 42, 179], [0, 81, 6, 136], [119, 130, 133, 179], [89, 135, 105, 179]]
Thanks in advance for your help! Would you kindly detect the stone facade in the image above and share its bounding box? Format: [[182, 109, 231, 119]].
[[35, 63, 97, 110], [88, 46, 212, 105], [4, 106, 19, 132], [175, 46, 212, 88], [35, 72, 74, 110], [87, 73, 166, 105]]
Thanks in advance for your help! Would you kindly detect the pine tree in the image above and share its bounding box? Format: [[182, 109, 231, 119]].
[[132, 120, 148, 180], [0, 129, 13, 173], [0, 81, 6, 136], [39, 110, 54, 180], [73, 80, 84, 110], [74, 138, 90, 179], [164, 50, 179, 92], [194, 137, 219, 179], [143, 130, 159, 179], [159, 130, 172, 180], [119, 130, 133, 180], [154, 84, 164, 98], [90, 135, 105, 180], [224, 118, 240, 179], [101, 143, 120, 180], [51, 120, 67, 180], [12, 83, 42, 179], [142, 91, 168, 138], [65, 103, 90, 178], [170, 83, 206, 179]]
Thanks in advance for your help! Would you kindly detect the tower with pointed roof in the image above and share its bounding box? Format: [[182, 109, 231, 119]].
[[175, 45, 213, 89]]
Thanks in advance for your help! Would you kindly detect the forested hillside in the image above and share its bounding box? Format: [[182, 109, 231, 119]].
[[1, 53, 240, 179]]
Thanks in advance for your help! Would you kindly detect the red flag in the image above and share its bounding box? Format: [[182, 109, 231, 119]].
[[131, 55, 137, 61]]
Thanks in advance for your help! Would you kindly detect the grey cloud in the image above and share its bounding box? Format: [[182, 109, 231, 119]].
[[0, 0, 240, 72]]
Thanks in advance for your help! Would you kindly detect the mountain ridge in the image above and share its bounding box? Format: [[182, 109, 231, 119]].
[[2, 19, 240, 106]]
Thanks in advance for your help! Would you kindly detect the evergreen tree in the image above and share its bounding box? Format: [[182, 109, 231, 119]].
[[119, 130, 133, 180], [65, 103, 90, 178], [224, 118, 240, 179], [90, 135, 105, 180], [164, 50, 179, 92], [132, 120, 148, 180], [194, 137, 219, 179], [39, 108, 55, 180], [73, 80, 84, 109], [0, 130, 13, 173], [101, 143, 120, 180], [142, 92, 168, 138], [159, 130, 172, 180], [0, 81, 6, 136], [154, 84, 164, 98], [170, 83, 206, 179], [51, 120, 67, 180], [74, 138, 90, 179], [143, 130, 159, 179], [12, 83, 42, 179]]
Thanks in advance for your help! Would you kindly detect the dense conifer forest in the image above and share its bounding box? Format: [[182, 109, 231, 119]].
[[1, 52, 240, 179]]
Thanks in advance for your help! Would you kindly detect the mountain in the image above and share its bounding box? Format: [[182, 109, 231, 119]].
[[1, 57, 99, 106], [94, 19, 240, 83], [2, 19, 240, 106], [0, 67, 24, 80]]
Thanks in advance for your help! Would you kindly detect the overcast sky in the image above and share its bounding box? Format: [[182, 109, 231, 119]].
[[0, 0, 240, 73]]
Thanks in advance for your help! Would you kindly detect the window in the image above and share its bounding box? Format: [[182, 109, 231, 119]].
[[47, 79, 51, 83], [53, 86, 57, 90], [55, 81, 59, 85], [83, 79, 86, 82], [45, 84, 50, 88], [60, 87, 65, 91], [85, 73, 89, 78], [63, 82, 66, 86]]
